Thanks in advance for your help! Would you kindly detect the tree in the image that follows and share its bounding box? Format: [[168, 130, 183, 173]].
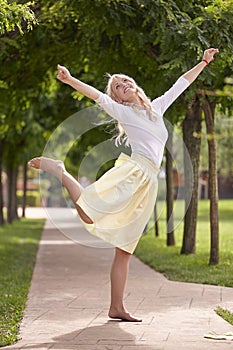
[[165, 132, 175, 246], [0, 0, 37, 223], [181, 98, 202, 254], [149, 0, 233, 263], [1, 0, 232, 247], [202, 99, 219, 263], [0, 141, 4, 224], [194, 0, 233, 264]]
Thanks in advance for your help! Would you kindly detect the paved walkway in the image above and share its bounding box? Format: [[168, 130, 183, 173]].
[[3, 207, 233, 350]]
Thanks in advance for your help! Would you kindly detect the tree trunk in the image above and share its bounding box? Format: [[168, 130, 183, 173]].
[[202, 98, 219, 265], [22, 163, 28, 217], [6, 165, 19, 223], [154, 203, 159, 237], [0, 141, 5, 225], [181, 99, 202, 254], [165, 132, 175, 246]]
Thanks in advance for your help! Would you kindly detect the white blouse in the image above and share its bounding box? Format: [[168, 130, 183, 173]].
[[95, 76, 190, 168]]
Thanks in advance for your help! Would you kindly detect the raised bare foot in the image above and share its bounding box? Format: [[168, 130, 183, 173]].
[[108, 309, 142, 322], [28, 157, 65, 178]]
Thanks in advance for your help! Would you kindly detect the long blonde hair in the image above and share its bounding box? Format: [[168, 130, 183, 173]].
[[106, 73, 153, 146]]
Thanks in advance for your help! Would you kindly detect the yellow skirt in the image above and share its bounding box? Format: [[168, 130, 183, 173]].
[[76, 153, 159, 254]]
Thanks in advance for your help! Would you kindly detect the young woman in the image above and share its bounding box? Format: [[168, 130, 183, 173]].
[[28, 48, 219, 322]]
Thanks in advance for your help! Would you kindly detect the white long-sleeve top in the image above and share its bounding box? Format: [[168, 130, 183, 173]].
[[95, 76, 190, 168]]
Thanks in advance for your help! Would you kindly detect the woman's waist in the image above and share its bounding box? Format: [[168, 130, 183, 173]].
[[131, 153, 160, 173], [116, 152, 160, 174]]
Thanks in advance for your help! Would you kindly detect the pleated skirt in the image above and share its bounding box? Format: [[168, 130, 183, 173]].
[[76, 152, 159, 254]]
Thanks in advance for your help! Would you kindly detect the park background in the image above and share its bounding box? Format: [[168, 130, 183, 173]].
[[0, 0, 233, 346]]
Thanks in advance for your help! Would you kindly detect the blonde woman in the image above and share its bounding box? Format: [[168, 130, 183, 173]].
[[28, 48, 218, 322]]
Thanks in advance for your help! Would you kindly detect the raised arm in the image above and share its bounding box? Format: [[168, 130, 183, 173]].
[[151, 48, 219, 116], [57, 64, 100, 101], [182, 48, 219, 84]]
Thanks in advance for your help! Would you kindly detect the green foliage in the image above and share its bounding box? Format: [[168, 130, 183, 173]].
[[17, 190, 41, 207], [0, 0, 232, 215], [0, 0, 37, 35], [0, 219, 44, 346], [65, 122, 116, 179], [135, 200, 233, 286], [1, 0, 233, 168]]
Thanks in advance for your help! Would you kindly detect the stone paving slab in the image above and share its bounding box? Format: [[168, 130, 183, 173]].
[[3, 207, 233, 350]]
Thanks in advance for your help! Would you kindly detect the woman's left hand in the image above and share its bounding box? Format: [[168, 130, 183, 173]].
[[203, 48, 219, 64]]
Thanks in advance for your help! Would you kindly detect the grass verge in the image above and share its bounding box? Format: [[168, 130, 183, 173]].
[[135, 200, 233, 287], [215, 307, 233, 326], [0, 218, 44, 347]]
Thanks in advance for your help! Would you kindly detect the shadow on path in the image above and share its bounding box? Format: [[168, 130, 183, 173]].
[[17, 322, 157, 349]]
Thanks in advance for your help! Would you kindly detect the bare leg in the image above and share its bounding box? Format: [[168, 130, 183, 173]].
[[108, 247, 142, 322], [28, 157, 93, 224]]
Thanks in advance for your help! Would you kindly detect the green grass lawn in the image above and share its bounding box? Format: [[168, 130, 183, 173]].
[[215, 307, 233, 327], [135, 199, 233, 287], [0, 218, 44, 347]]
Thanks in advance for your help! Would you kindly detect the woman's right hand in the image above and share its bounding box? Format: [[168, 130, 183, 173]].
[[57, 64, 71, 83], [57, 64, 100, 100]]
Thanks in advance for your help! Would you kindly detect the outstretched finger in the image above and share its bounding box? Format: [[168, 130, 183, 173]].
[[210, 48, 219, 54]]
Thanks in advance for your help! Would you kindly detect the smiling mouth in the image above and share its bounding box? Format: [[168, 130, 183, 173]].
[[124, 87, 131, 93]]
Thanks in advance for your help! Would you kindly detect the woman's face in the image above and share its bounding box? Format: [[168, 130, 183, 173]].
[[112, 76, 138, 103]]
